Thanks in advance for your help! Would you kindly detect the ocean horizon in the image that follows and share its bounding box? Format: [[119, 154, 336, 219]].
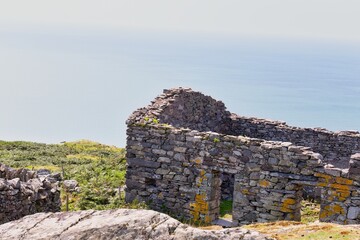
[[1, 29, 360, 147]]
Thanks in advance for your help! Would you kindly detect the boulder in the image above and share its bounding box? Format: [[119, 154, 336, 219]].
[[0, 209, 271, 240]]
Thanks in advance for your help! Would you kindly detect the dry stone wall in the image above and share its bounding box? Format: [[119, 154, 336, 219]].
[[126, 88, 360, 225], [0, 163, 61, 224], [127, 88, 231, 133], [227, 116, 360, 169]]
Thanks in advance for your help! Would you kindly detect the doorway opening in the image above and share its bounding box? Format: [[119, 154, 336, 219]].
[[301, 186, 321, 223], [213, 172, 235, 227]]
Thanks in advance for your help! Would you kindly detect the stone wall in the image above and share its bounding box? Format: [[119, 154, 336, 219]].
[[226, 116, 360, 169], [0, 163, 61, 224], [127, 88, 231, 133], [125, 88, 360, 225]]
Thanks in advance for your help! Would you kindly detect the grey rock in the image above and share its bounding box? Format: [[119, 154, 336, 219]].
[[0, 209, 271, 240], [347, 207, 360, 220], [63, 180, 79, 192]]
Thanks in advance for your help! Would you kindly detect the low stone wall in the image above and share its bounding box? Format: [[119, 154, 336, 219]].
[[227, 116, 360, 168], [126, 88, 360, 225], [126, 122, 360, 224], [0, 163, 61, 224], [128, 88, 360, 170]]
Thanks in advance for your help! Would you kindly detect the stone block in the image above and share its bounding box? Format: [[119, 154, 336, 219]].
[[158, 157, 171, 163], [347, 206, 360, 220], [128, 158, 161, 168]]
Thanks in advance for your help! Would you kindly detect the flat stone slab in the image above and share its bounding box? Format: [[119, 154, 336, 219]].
[[213, 218, 237, 228], [0, 209, 272, 240]]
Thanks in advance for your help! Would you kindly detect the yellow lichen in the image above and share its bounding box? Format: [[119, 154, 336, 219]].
[[190, 169, 212, 223], [190, 193, 211, 223], [194, 158, 203, 165], [319, 204, 345, 219], [259, 180, 271, 188], [280, 198, 297, 213], [196, 170, 207, 187], [241, 188, 250, 195], [329, 183, 351, 191], [314, 172, 332, 181], [335, 177, 353, 185]]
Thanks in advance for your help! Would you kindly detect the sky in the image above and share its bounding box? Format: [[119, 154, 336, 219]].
[[1, 0, 360, 43], [1, 1, 360, 147]]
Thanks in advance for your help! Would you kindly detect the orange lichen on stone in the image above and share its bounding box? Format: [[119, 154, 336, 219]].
[[190, 169, 212, 223], [194, 158, 203, 165], [280, 198, 297, 213], [329, 183, 351, 191], [315, 173, 353, 193], [335, 177, 353, 185], [320, 204, 345, 219], [328, 188, 351, 202], [317, 182, 327, 188], [314, 172, 332, 181], [196, 169, 207, 187], [259, 180, 271, 188], [241, 188, 250, 195], [190, 193, 211, 223]]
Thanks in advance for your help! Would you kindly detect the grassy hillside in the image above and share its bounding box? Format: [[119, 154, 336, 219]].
[[0, 140, 145, 211]]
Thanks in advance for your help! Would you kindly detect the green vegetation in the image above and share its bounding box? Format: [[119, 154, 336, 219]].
[[301, 200, 320, 223], [0, 140, 147, 211], [143, 116, 159, 124], [219, 200, 233, 220]]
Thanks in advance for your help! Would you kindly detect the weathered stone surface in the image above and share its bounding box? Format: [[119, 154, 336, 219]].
[[127, 158, 161, 168], [63, 180, 79, 192], [0, 209, 271, 240], [347, 207, 360, 220]]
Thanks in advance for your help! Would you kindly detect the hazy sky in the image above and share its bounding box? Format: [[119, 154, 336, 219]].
[[1, 0, 360, 43], [1, 1, 360, 147]]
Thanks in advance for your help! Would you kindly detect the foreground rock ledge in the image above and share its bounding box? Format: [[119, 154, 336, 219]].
[[0, 209, 270, 240]]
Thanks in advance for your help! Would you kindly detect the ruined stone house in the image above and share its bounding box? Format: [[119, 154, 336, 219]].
[[125, 87, 360, 225]]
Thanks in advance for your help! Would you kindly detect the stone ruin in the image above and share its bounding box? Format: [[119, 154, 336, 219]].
[[0, 163, 61, 224], [125, 87, 360, 225]]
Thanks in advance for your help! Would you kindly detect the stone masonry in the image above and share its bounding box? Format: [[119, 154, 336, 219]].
[[125, 87, 360, 225], [0, 163, 61, 224]]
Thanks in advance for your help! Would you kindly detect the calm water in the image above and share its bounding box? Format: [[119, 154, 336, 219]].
[[1, 29, 360, 146]]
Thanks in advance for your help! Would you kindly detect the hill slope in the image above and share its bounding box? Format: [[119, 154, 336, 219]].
[[0, 140, 142, 211]]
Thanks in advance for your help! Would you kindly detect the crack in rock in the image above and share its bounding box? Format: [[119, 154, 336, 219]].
[[20, 213, 54, 240], [58, 210, 96, 237]]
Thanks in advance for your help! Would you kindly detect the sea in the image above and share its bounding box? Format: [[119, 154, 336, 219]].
[[0, 29, 359, 146]]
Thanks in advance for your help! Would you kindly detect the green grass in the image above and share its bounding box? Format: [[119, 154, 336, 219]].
[[220, 200, 233, 219], [301, 200, 320, 223], [0, 139, 146, 212]]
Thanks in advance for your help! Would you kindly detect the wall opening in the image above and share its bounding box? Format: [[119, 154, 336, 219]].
[[300, 185, 321, 223], [221, 172, 234, 201], [213, 172, 235, 227], [301, 199, 321, 223]]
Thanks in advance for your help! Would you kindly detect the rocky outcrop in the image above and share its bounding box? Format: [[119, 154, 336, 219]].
[[0, 209, 271, 240]]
